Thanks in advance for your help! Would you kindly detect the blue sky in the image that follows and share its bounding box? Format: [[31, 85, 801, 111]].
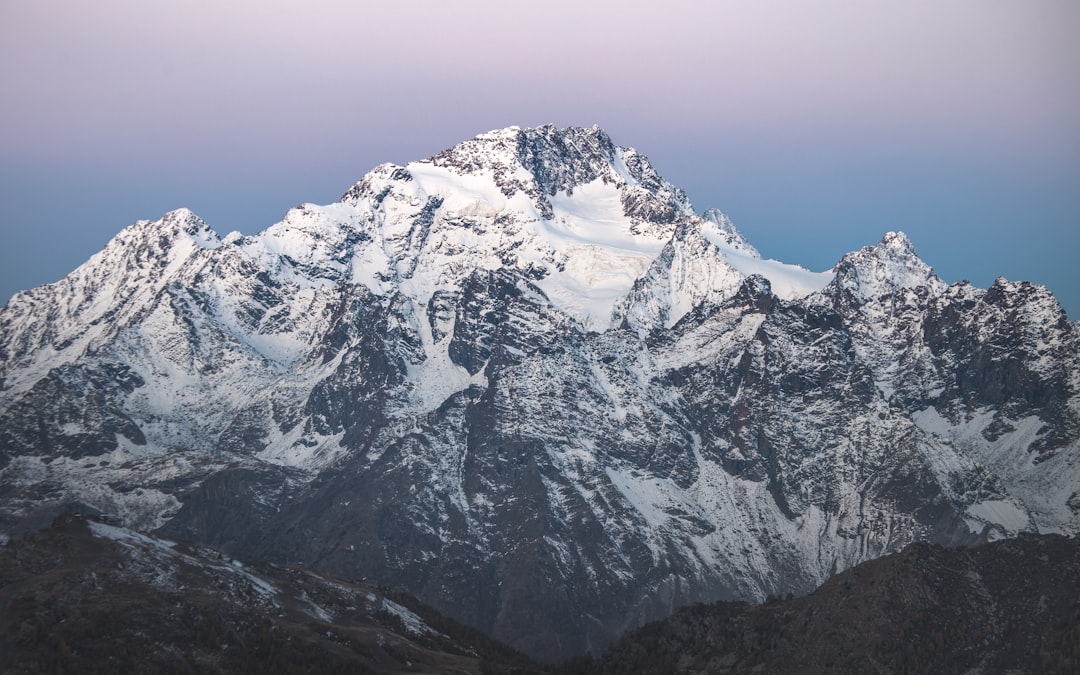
[[2, 1, 1078, 316]]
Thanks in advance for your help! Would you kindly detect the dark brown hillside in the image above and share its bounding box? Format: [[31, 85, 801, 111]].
[[0, 514, 542, 674], [589, 534, 1080, 674]]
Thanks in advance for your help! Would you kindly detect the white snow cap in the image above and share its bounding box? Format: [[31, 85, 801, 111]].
[[702, 208, 759, 258], [829, 230, 946, 301]]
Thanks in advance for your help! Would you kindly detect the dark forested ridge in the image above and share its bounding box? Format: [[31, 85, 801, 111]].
[[5, 516, 1075, 674], [0, 514, 543, 674], [585, 534, 1080, 674]]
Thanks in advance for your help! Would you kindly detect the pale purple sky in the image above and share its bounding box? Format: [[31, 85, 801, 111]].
[[2, 1, 1078, 315]]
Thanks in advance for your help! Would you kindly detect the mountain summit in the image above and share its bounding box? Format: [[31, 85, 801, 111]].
[[1, 125, 1078, 660]]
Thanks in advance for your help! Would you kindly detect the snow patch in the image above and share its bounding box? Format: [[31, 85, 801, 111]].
[[965, 500, 1031, 533], [700, 220, 833, 300], [88, 520, 177, 549], [258, 429, 346, 469], [380, 597, 436, 636]]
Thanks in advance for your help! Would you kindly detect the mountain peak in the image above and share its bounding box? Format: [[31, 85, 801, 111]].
[[702, 208, 759, 257], [427, 124, 616, 197], [146, 208, 221, 249], [422, 124, 693, 222], [326, 125, 698, 330], [827, 229, 945, 303], [879, 230, 915, 253], [462, 123, 613, 164]]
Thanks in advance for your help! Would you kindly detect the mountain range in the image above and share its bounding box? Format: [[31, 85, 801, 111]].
[[1, 124, 1077, 660]]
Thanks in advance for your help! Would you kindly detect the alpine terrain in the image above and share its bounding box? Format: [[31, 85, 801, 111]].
[[1, 125, 1077, 660]]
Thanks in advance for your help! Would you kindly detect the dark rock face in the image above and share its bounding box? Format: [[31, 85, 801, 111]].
[[923, 279, 1079, 454], [156, 466, 302, 555], [0, 363, 146, 465], [1, 125, 1077, 661]]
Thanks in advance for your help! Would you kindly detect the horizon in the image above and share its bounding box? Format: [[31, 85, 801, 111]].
[[1, 1, 1077, 317]]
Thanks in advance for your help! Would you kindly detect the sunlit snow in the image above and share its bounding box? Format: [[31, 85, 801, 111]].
[[700, 218, 833, 300]]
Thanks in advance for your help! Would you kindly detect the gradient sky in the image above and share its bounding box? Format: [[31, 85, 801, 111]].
[[2, 1, 1078, 316]]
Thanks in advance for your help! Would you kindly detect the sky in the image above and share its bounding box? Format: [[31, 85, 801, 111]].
[[2, 1, 1078, 316]]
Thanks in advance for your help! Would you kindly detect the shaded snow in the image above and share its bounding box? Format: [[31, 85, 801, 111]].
[[912, 406, 1079, 536], [380, 597, 436, 636], [966, 500, 1031, 533], [89, 520, 282, 600], [88, 520, 178, 550]]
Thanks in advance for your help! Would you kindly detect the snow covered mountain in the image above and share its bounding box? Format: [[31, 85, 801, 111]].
[[1, 124, 1078, 660]]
